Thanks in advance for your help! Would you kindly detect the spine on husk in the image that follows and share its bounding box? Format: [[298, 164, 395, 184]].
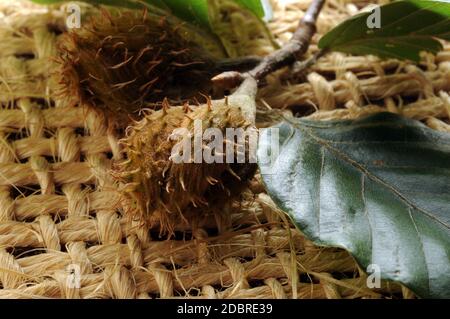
[[54, 8, 227, 122], [115, 82, 258, 236]]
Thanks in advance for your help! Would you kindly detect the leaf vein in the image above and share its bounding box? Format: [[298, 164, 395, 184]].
[[317, 146, 325, 237], [291, 122, 450, 231], [361, 174, 373, 264], [408, 207, 430, 294]]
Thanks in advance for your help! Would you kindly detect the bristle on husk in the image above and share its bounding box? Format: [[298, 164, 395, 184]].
[[54, 8, 226, 122], [115, 98, 257, 236]]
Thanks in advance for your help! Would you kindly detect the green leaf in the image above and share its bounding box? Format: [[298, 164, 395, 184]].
[[257, 113, 450, 298], [319, 0, 450, 62], [234, 0, 272, 20], [233, 0, 263, 17]]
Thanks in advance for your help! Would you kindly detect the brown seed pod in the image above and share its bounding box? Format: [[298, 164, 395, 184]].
[[115, 101, 186, 229], [167, 100, 257, 202], [116, 87, 258, 235], [54, 8, 227, 121]]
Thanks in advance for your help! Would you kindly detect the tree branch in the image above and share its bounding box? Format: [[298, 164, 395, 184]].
[[291, 48, 327, 76], [212, 0, 326, 89]]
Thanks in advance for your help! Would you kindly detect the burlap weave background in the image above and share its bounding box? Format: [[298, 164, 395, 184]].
[[0, 0, 448, 298]]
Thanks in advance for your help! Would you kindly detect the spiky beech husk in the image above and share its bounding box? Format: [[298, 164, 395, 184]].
[[115, 101, 186, 228], [166, 99, 256, 204], [116, 94, 257, 236], [55, 8, 226, 121]]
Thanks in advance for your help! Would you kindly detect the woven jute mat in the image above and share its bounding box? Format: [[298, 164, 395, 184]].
[[0, 0, 448, 299]]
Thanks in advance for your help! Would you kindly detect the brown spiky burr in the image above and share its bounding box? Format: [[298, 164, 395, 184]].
[[115, 81, 258, 235], [54, 8, 227, 122]]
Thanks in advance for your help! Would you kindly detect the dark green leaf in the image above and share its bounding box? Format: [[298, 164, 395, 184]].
[[319, 0, 450, 61], [257, 113, 450, 298]]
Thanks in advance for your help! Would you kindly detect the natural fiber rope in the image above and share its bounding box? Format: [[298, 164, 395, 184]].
[[0, 0, 448, 299]]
